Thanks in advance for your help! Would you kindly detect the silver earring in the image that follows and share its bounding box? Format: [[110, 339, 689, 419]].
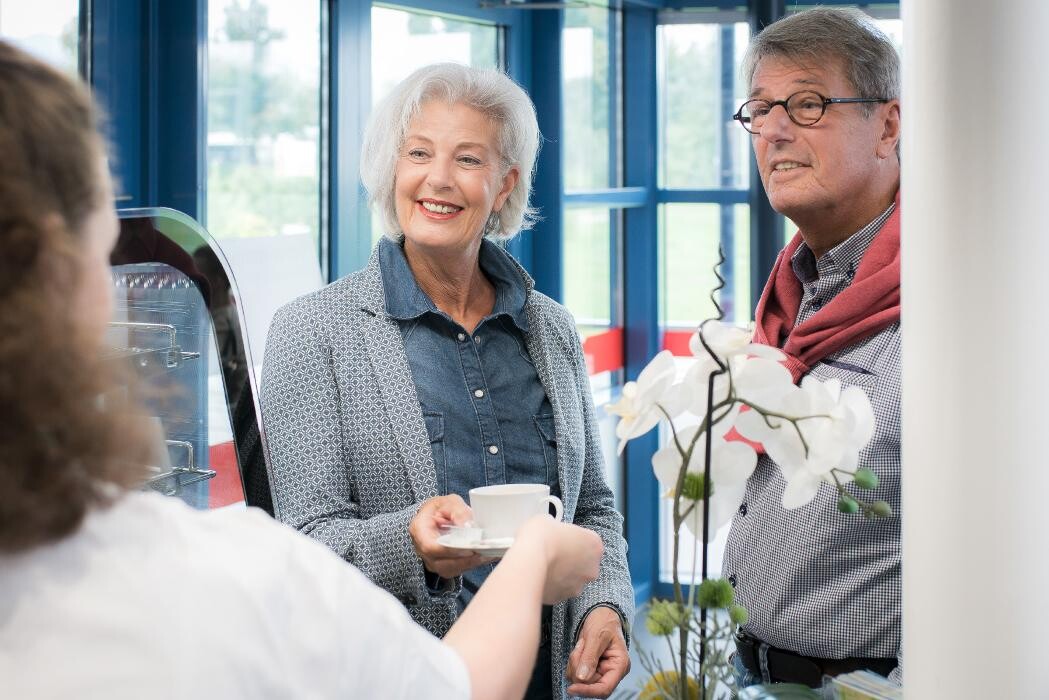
[[485, 212, 501, 237]]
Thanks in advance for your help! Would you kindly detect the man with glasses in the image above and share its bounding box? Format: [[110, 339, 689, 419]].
[[723, 7, 902, 690]]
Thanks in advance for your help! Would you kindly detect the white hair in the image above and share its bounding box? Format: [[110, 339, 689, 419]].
[[360, 62, 541, 242]]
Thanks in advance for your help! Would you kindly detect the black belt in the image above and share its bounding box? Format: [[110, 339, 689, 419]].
[[734, 632, 896, 689]]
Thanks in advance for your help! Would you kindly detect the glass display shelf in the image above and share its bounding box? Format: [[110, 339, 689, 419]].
[[108, 208, 272, 513]]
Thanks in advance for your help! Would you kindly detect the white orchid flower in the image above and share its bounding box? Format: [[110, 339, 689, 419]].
[[605, 350, 689, 454], [652, 427, 757, 541], [688, 321, 785, 364], [735, 376, 875, 509], [732, 355, 796, 408], [681, 354, 794, 439], [682, 357, 735, 435]]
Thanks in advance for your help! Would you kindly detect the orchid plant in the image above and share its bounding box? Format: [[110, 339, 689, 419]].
[[606, 318, 890, 699]]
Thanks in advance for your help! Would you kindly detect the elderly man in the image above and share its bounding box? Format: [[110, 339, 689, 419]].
[[723, 7, 902, 689]]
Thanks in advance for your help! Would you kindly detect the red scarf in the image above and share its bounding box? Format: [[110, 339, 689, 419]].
[[753, 193, 901, 383]]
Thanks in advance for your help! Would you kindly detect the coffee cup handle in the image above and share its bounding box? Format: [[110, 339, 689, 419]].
[[542, 495, 564, 521]]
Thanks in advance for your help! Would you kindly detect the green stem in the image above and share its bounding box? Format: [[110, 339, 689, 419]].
[[736, 398, 831, 457]]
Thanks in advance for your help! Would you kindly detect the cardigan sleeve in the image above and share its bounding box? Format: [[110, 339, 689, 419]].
[[260, 301, 439, 606], [560, 320, 636, 646]]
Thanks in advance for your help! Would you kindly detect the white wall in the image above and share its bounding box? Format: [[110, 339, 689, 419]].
[[902, 1, 1049, 695]]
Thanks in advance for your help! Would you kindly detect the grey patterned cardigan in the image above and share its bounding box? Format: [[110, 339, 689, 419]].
[[260, 245, 634, 696]]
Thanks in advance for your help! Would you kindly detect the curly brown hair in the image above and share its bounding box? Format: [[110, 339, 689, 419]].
[[0, 40, 155, 553]]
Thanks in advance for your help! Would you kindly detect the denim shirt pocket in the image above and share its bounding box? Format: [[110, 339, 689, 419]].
[[422, 411, 447, 494], [533, 414, 559, 489]]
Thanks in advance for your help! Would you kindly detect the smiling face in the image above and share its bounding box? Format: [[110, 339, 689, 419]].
[[394, 100, 518, 258], [749, 55, 899, 239]]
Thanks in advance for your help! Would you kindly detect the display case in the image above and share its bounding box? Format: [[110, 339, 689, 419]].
[[106, 208, 272, 512]]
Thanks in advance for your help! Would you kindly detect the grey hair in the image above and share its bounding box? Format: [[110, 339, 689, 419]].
[[743, 7, 900, 117], [360, 62, 541, 242]]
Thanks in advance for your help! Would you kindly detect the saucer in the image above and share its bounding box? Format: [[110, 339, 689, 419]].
[[436, 533, 514, 558]]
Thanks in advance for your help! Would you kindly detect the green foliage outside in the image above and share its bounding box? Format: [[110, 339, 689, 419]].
[[206, 0, 320, 244], [657, 24, 755, 326], [660, 203, 751, 326], [561, 8, 612, 332], [659, 24, 721, 189], [562, 209, 611, 327], [562, 8, 610, 192]]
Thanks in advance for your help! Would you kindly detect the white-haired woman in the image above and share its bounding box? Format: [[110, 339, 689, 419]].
[[262, 63, 633, 699]]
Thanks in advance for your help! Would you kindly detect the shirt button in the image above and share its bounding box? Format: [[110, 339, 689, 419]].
[[488, 445, 499, 455], [738, 502, 748, 516], [728, 574, 737, 587], [474, 389, 485, 399], [474, 336, 481, 345], [811, 299, 822, 310], [457, 332, 466, 341]]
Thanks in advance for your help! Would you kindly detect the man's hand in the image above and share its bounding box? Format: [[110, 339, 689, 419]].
[[409, 494, 488, 579], [566, 606, 630, 698]]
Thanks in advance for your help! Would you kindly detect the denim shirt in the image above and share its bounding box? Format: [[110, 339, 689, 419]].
[[378, 237, 560, 607]]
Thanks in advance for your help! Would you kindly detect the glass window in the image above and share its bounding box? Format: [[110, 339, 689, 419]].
[[657, 22, 749, 190], [561, 7, 619, 345], [656, 16, 753, 586], [206, 0, 324, 251], [205, 1, 326, 369], [0, 0, 79, 75], [562, 7, 612, 191], [371, 6, 500, 106], [563, 207, 612, 331], [659, 203, 750, 327]]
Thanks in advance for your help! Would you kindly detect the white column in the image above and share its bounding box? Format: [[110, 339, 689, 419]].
[[902, 0, 1049, 696]]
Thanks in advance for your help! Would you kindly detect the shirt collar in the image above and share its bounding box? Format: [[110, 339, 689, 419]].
[[790, 201, 896, 284], [378, 236, 530, 331]]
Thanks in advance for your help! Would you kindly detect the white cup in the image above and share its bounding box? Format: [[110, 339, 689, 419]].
[[468, 484, 564, 540]]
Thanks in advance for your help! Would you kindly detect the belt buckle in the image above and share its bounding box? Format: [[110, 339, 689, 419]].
[[733, 631, 762, 676]]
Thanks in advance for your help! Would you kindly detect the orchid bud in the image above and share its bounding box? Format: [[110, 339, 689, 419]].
[[838, 495, 859, 514], [853, 468, 879, 489], [871, 500, 893, 518]]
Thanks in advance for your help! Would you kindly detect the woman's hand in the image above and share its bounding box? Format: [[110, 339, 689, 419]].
[[409, 494, 489, 579], [514, 515, 603, 605]]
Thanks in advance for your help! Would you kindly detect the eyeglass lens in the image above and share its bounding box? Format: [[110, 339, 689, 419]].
[[740, 91, 826, 131]]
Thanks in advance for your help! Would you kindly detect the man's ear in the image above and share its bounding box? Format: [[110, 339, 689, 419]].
[[876, 100, 901, 159]]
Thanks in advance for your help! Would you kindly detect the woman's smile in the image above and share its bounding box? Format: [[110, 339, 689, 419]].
[[417, 198, 464, 220]]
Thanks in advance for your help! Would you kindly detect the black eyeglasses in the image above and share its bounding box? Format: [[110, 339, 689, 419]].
[[733, 90, 889, 134]]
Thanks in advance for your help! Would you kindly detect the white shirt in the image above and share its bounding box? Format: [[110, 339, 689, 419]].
[[0, 492, 470, 699]]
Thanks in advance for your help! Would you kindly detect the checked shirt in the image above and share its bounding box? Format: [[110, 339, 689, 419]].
[[723, 203, 902, 673]]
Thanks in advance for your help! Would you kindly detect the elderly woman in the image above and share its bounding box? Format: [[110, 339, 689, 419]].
[[261, 63, 633, 699]]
